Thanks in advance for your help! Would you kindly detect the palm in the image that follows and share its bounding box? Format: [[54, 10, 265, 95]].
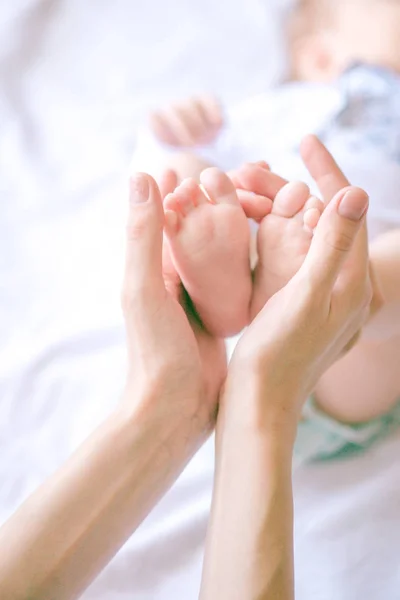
[[162, 241, 227, 420]]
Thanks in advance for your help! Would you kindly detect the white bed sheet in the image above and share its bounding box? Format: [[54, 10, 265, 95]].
[[1, 1, 400, 598]]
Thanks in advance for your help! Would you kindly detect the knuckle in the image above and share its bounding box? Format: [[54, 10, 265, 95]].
[[325, 227, 355, 254]]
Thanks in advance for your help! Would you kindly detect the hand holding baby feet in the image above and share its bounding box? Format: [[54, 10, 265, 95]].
[[232, 163, 324, 319], [163, 168, 252, 337]]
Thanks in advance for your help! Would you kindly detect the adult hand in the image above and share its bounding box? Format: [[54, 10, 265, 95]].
[[201, 139, 372, 600], [121, 173, 226, 430], [227, 137, 372, 423], [0, 173, 227, 600], [232, 144, 383, 318]]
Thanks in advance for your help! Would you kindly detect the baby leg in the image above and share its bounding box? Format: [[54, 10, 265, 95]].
[[315, 229, 400, 423]]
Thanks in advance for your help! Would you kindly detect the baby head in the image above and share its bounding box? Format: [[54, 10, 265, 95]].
[[288, 0, 400, 81]]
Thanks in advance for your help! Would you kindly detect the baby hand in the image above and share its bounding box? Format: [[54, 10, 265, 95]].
[[149, 95, 223, 148]]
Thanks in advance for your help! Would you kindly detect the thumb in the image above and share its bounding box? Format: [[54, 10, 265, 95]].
[[122, 174, 165, 308], [300, 186, 369, 290]]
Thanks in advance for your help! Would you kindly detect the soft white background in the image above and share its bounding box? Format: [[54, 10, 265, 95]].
[[1, 1, 400, 598]]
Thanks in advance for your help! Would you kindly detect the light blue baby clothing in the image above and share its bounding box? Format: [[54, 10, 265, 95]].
[[294, 397, 400, 466]]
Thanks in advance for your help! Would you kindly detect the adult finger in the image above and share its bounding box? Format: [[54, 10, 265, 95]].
[[234, 163, 288, 199], [299, 186, 369, 290], [122, 174, 165, 307], [236, 189, 273, 221], [300, 135, 349, 204], [301, 135, 370, 288]]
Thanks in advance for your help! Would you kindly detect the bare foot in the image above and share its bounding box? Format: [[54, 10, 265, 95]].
[[232, 164, 324, 319], [163, 168, 252, 337]]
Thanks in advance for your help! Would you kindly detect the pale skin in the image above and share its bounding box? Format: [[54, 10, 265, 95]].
[[0, 142, 372, 600]]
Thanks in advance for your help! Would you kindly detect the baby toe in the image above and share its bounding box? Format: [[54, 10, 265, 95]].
[[200, 168, 240, 206], [173, 179, 199, 215], [272, 181, 310, 218], [304, 195, 325, 214]]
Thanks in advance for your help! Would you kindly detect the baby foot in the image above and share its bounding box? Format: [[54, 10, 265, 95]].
[[254, 180, 324, 318], [233, 164, 324, 319], [163, 168, 252, 337]]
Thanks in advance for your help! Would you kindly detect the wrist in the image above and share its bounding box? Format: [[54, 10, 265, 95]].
[[203, 375, 295, 600], [219, 370, 300, 451], [118, 378, 210, 452]]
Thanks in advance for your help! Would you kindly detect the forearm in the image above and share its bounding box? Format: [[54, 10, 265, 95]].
[[0, 391, 206, 600], [200, 378, 297, 600]]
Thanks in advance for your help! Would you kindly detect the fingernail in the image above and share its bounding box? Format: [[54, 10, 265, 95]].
[[130, 175, 149, 203], [338, 189, 369, 221]]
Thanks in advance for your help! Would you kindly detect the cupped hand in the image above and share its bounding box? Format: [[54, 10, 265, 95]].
[[231, 143, 384, 319], [229, 138, 373, 419], [121, 173, 226, 432]]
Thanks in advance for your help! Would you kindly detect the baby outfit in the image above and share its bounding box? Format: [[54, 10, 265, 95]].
[[132, 63, 400, 463]]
